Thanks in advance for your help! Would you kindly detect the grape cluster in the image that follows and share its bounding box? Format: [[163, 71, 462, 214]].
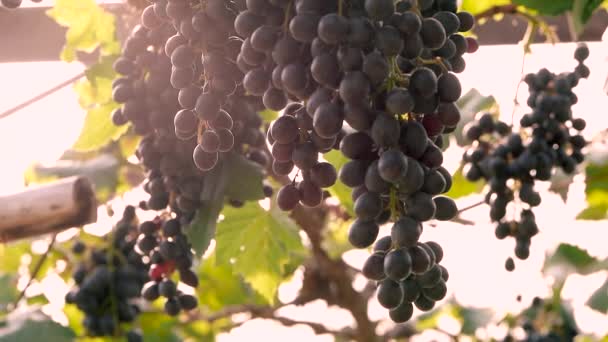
[[463, 44, 590, 270], [364, 238, 449, 322], [111, 2, 267, 173], [236, 0, 475, 212], [0, 0, 41, 9], [65, 206, 147, 342], [234, 0, 476, 323], [136, 217, 199, 316]]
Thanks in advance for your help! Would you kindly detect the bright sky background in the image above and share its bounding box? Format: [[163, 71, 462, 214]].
[[1, 42, 608, 341]]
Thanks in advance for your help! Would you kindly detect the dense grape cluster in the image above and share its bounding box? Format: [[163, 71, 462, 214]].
[[237, 0, 475, 212], [65, 207, 147, 342], [463, 44, 590, 270], [108, 0, 476, 324], [0, 0, 41, 9], [109, 1, 276, 320], [236, 0, 476, 323], [136, 217, 199, 316]]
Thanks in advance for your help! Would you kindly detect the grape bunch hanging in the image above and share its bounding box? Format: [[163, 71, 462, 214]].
[[238, 0, 476, 323], [462, 44, 590, 271], [107, 0, 477, 325], [65, 206, 147, 342]]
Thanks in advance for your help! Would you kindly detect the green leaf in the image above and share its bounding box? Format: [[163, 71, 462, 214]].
[[187, 164, 226, 257], [456, 305, 494, 335], [461, 0, 511, 16], [455, 89, 497, 146], [577, 163, 608, 220], [223, 153, 265, 202], [138, 312, 181, 342], [513, 0, 574, 15], [586, 276, 608, 314], [73, 103, 129, 152], [571, 0, 604, 35], [548, 169, 575, 203], [0, 274, 18, 309], [0, 310, 75, 342], [445, 164, 485, 199], [259, 109, 279, 123], [47, 0, 119, 62], [324, 150, 354, 216], [543, 244, 608, 282], [0, 242, 30, 274], [197, 254, 263, 311], [215, 201, 305, 304]]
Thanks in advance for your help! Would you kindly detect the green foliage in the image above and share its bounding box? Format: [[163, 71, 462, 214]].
[[324, 150, 354, 215], [197, 254, 264, 311], [548, 169, 575, 203], [445, 164, 485, 199], [46, 0, 120, 62], [586, 276, 608, 314], [0, 275, 18, 310], [137, 312, 181, 342], [0, 310, 76, 342], [543, 244, 608, 282], [415, 300, 493, 336], [513, 0, 574, 15], [454, 89, 497, 147], [571, 0, 605, 34], [461, 0, 511, 16], [223, 153, 265, 202], [187, 153, 266, 256], [187, 165, 226, 257], [72, 99, 125, 152], [215, 201, 306, 304], [48, 1, 125, 153], [577, 163, 608, 220]]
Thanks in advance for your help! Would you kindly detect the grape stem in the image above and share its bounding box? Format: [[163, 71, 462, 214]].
[[456, 200, 486, 214], [0, 72, 84, 120]]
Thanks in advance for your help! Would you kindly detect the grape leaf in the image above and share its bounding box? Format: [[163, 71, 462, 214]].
[[223, 152, 265, 202], [577, 163, 608, 220], [46, 0, 120, 62], [197, 254, 264, 311], [548, 169, 575, 203], [215, 201, 305, 304], [513, 0, 574, 15], [571, 0, 604, 35], [586, 276, 608, 314], [543, 244, 608, 282], [324, 150, 354, 216], [138, 312, 181, 342], [445, 164, 485, 199], [0, 274, 18, 308], [461, 0, 511, 16], [187, 164, 226, 257], [73, 103, 128, 152], [0, 309, 75, 342], [454, 89, 497, 147]]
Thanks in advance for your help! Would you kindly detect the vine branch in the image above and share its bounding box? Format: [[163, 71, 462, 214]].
[[0, 72, 85, 120], [12, 234, 58, 308]]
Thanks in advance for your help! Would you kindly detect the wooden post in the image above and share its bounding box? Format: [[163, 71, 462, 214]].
[[0, 177, 97, 242]]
